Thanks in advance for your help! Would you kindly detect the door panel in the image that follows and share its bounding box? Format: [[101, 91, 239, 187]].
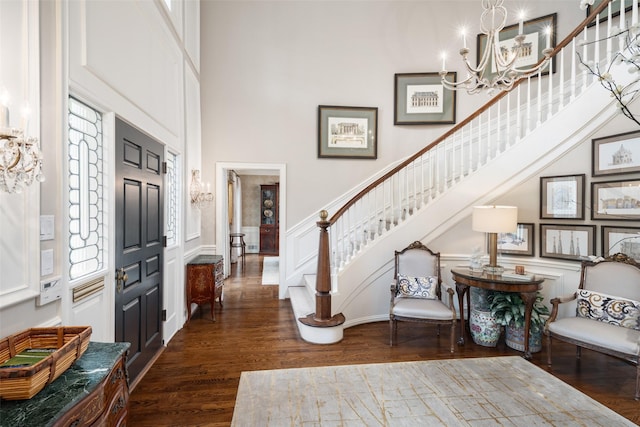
[[115, 118, 164, 384]]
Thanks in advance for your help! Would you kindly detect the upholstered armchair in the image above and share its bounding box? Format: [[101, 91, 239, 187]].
[[544, 253, 640, 400], [389, 241, 457, 353]]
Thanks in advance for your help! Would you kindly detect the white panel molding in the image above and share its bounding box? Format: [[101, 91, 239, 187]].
[[183, 0, 200, 73], [0, 0, 41, 313], [163, 254, 181, 343], [37, 317, 63, 327], [184, 63, 201, 241], [71, 291, 109, 342], [69, 0, 183, 147], [241, 226, 260, 254]]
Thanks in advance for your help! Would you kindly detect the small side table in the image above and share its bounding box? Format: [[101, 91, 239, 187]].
[[186, 255, 224, 321], [451, 268, 544, 359], [230, 233, 246, 268]]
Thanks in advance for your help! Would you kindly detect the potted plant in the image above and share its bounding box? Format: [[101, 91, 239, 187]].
[[488, 291, 550, 353]]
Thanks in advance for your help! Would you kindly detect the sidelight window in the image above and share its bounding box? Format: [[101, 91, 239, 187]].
[[166, 150, 179, 247], [67, 97, 104, 280]]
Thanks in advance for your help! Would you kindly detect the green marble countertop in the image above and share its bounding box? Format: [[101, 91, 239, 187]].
[[0, 341, 130, 427], [188, 254, 223, 265]]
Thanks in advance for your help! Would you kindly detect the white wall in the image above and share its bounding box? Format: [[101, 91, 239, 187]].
[[200, 0, 584, 235]]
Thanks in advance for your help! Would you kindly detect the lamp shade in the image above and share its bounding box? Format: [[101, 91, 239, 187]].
[[472, 205, 518, 233]]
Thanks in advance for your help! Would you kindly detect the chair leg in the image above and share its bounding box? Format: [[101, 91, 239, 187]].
[[436, 324, 441, 337], [576, 346, 582, 360], [449, 321, 455, 354], [546, 334, 552, 366], [635, 361, 639, 401], [389, 319, 396, 346]]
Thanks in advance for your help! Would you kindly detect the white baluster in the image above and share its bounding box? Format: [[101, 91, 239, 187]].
[[547, 56, 553, 121], [571, 37, 577, 100], [595, 13, 601, 67], [537, 68, 542, 126], [516, 84, 522, 141], [559, 50, 565, 108], [582, 26, 589, 90], [526, 76, 532, 134], [620, 0, 626, 53], [505, 93, 511, 148], [607, 3, 612, 65]]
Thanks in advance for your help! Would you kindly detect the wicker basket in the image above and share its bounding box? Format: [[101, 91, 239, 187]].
[[0, 326, 92, 400]]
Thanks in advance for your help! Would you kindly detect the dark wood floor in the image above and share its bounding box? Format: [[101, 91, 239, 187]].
[[129, 254, 639, 426]]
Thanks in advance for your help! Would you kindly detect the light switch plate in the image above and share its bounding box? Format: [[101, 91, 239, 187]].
[[41, 249, 54, 276], [40, 215, 54, 241]]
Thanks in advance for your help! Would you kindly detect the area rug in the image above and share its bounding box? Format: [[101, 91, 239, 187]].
[[231, 356, 635, 426], [261, 256, 279, 285]]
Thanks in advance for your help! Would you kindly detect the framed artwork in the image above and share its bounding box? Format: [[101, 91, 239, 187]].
[[587, 1, 640, 27], [394, 72, 457, 125], [602, 225, 640, 261], [317, 105, 378, 159], [591, 179, 640, 220], [540, 224, 595, 261], [477, 13, 557, 82], [592, 130, 640, 177], [495, 223, 535, 256], [540, 174, 585, 219]]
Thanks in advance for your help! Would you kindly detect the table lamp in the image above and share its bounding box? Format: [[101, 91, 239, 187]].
[[472, 205, 518, 274]]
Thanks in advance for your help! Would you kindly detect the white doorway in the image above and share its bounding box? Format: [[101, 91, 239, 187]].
[[215, 162, 287, 299]]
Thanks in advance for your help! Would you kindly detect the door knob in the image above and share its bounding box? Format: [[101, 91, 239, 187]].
[[116, 267, 128, 293]]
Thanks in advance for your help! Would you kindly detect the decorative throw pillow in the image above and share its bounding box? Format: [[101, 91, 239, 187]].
[[576, 289, 640, 331], [397, 275, 438, 299]]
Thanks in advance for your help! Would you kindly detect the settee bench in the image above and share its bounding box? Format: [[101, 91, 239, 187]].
[[544, 253, 640, 400]]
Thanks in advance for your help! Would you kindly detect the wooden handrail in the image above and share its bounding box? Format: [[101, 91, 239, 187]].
[[329, 0, 611, 226]]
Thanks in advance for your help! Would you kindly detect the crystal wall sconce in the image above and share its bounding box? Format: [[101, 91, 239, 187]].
[[190, 169, 213, 209]]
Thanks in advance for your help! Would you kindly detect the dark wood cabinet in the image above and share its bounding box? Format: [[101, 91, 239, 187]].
[[260, 184, 279, 255], [186, 255, 224, 321]]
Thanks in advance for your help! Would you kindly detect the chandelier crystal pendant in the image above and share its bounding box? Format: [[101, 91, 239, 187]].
[[0, 128, 44, 194], [440, 0, 554, 94]]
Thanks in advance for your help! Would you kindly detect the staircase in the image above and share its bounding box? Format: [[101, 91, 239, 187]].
[[288, 1, 636, 343]]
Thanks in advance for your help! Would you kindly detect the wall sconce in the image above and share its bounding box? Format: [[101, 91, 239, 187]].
[[472, 205, 518, 274], [0, 96, 44, 194], [190, 169, 213, 209]]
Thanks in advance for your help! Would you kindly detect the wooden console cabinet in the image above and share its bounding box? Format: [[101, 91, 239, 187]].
[[259, 184, 279, 255], [186, 254, 224, 321], [0, 342, 130, 426]]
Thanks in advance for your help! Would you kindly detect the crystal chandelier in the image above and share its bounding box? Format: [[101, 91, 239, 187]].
[[440, 0, 554, 94], [0, 126, 44, 194]]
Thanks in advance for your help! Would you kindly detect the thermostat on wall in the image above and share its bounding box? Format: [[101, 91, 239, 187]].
[[37, 276, 62, 306]]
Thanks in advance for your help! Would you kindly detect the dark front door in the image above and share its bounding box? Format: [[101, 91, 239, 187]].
[[115, 118, 164, 384]]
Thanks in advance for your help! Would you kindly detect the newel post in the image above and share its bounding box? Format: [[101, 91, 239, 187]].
[[299, 210, 345, 327]]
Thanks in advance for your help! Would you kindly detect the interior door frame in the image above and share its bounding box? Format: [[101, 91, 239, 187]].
[[215, 162, 286, 298]]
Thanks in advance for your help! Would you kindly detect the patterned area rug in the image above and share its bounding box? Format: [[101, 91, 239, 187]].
[[261, 256, 278, 285], [231, 356, 635, 426]]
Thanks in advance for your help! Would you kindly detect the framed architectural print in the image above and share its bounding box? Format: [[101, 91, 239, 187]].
[[317, 105, 378, 159], [540, 174, 585, 219], [592, 130, 640, 177], [495, 223, 535, 256], [540, 224, 595, 261], [477, 13, 557, 82], [602, 225, 640, 261], [591, 179, 640, 220], [394, 73, 457, 125]]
